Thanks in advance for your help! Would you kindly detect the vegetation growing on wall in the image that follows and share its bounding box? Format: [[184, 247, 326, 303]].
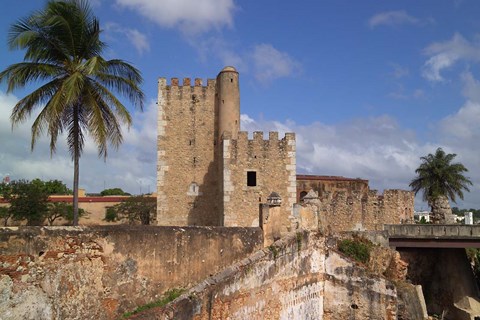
[[122, 288, 184, 318], [338, 237, 373, 264]]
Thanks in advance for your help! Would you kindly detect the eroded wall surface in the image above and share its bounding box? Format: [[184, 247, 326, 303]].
[[0, 226, 263, 320], [137, 232, 400, 319]]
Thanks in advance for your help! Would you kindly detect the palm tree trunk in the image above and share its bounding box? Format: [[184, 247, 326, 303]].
[[72, 106, 80, 226]]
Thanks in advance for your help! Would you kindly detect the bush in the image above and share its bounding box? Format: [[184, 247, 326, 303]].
[[338, 238, 373, 264]]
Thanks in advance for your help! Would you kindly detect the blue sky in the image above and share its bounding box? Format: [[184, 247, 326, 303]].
[[0, 0, 479, 210]]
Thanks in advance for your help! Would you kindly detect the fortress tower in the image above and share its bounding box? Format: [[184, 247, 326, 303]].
[[157, 67, 296, 228]]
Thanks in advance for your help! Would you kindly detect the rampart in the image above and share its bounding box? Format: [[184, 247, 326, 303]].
[[222, 131, 296, 230], [132, 232, 419, 319], [295, 188, 414, 232], [0, 226, 263, 319]]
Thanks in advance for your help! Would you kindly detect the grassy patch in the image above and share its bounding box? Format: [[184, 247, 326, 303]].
[[269, 245, 279, 260], [122, 288, 184, 318], [338, 237, 373, 264], [296, 232, 303, 251]]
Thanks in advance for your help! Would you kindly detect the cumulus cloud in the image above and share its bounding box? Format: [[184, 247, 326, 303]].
[[251, 44, 302, 83], [190, 38, 301, 83], [241, 113, 425, 188], [114, 0, 236, 34], [0, 91, 157, 195], [368, 10, 420, 28], [104, 22, 150, 55], [241, 110, 480, 209], [422, 33, 480, 82]]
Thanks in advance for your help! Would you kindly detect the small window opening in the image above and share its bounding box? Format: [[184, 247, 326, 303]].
[[247, 171, 257, 187], [230, 78, 233, 82], [222, 99, 224, 104]]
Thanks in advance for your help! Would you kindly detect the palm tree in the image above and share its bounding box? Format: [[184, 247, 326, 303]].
[[410, 147, 472, 221], [0, 0, 144, 225]]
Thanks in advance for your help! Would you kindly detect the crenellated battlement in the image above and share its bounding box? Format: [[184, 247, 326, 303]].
[[227, 131, 295, 143], [158, 77, 216, 88]]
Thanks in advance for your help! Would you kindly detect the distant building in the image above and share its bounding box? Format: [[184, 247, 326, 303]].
[[414, 210, 431, 223]]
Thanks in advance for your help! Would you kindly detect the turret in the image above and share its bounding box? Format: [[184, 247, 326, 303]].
[[216, 66, 240, 140]]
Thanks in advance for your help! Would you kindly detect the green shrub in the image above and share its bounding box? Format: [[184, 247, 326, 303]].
[[338, 238, 373, 264]]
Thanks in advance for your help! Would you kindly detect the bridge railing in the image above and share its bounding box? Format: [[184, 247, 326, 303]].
[[384, 224, 480, 238]]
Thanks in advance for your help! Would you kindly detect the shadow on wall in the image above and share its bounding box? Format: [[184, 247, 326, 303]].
[[188, 159, 221, 226]]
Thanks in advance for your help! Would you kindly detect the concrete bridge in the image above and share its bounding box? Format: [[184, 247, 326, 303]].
[[384, 224, 480, 248]]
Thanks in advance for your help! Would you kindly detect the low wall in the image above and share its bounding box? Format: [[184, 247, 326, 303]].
[[385, 224, 480, 238], [0, 226, 263, 320], [134, 232, 402, 319]]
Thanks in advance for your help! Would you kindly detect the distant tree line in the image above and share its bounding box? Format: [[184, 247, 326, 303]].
[[0, 179, 84, 226], [0, 178, 154, 226]]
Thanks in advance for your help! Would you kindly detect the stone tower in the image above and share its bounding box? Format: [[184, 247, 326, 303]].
[[157, 67, 296, 229], [216, 66, 240, 140]]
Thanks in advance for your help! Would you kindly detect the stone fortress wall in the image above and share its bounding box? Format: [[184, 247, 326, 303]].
[[295, 175, 414, 232], [157, 67, 295, 228]]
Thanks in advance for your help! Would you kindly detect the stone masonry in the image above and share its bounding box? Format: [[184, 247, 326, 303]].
[[157, 67, 295, 228]]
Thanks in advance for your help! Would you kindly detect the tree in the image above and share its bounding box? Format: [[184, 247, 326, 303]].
[[0, 0, 144, 225], [30, 178, 72, 195], [100, 188, 130, 196], [410, 148, 473, 222], [46, 202, 86, 225], [107, 196, 156, 225], [1, 180, 49, 225], [0, 207, 14, 227]]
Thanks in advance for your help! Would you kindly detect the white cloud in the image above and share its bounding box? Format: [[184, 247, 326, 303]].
[[189, 38, 301, 84], [251, 44, 302, 83], [241, 111, 480, 209], [114, 0, 236, 34], [460, 70, 480, 102], [0, 91, 157, 195], [422, 33, 480, 82], [368, 10, 420, 28], [390, 63, 409, 78], [104, 22, 150, 55]]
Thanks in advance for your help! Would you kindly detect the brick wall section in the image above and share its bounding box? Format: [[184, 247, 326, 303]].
[[223, 131, 296, 231], [157, 77, 220, 226], [0, 226, 263, 319]]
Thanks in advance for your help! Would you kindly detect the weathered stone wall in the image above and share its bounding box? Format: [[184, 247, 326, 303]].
[[134, 232, 403, 319], [296, 175, 369, 201], [223, 131, 296, 230], [157, 77, 219, 226], [296, 188, 414, 233], [0, 226, 263, 320]]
